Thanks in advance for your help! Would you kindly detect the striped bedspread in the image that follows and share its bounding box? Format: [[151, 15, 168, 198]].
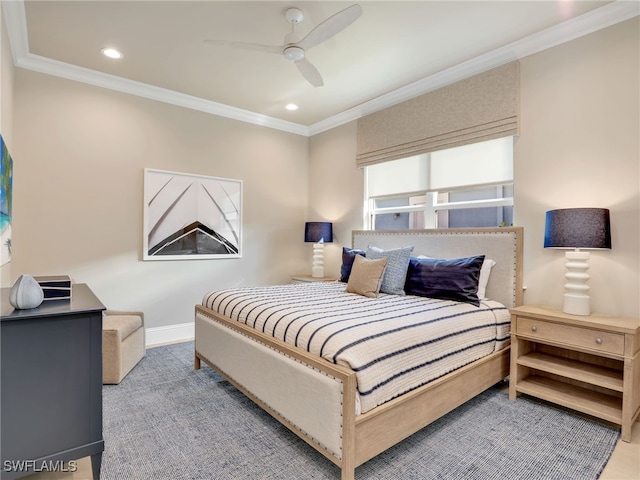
[[202, 282, 510, 414]]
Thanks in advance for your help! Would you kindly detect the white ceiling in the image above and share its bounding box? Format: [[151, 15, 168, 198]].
[[3, 1, 638, 136]]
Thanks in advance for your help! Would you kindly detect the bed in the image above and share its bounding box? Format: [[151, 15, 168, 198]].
[[195, 227, 523, 480]]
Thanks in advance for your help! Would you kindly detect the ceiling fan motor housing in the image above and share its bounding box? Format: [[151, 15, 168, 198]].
[[285, 8, 304, 25]]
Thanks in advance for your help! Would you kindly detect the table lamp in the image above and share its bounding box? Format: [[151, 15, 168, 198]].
[[544, 208, 611, 315], [304, 222, 333, 278]]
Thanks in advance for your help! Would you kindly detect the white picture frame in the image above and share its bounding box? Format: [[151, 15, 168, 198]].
[[143, 168, 242, 260]]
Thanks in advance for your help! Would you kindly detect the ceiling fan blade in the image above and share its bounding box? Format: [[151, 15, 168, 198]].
[[295, 58, 324, 87], [297, 4, 363, 51], [204, 39, 282, 55]]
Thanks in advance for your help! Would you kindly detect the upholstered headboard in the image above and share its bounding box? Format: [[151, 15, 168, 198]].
[[352, 227, 523, 308]]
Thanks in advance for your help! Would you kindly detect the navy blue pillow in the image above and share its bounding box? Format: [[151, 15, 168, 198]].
[[404, 255, 485, 306], [340, 247, 366, 282]]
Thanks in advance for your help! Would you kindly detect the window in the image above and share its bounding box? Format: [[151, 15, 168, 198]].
[[365, 137, 514, 230]]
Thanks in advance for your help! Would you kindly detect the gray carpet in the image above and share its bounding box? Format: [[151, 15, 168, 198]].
[[102, 341, 620, 480]]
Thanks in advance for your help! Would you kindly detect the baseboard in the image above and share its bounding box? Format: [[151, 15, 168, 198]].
[[146, 322, 194, 347]]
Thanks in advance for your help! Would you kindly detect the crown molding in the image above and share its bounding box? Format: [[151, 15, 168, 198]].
[[4, 1, 638, 138], [1, 0, 29, 63], [16, 53, 310, 136]]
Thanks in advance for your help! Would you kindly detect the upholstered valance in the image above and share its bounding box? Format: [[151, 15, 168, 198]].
[[356, 62, 520, 168]]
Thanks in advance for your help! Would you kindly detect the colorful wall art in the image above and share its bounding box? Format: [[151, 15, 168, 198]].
[[1, 135, 13, 266], [143, 169, 242, 260]]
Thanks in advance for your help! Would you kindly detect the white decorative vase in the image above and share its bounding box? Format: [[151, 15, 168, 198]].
[[9, 275, 44, 309]]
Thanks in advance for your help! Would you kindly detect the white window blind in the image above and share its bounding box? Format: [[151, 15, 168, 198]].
[[429, 136, 513, 190], [367, 137, 513, 196], [366, 154, 428, 197]]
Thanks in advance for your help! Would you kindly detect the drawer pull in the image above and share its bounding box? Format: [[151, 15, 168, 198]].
[[531, 326, 537, 332], [595, 338, 603, 345]]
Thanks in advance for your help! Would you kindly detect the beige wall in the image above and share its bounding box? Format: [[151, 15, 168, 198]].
[[1, 8, 15, 286], [12, 71, 309, 329], [309, 19, 640, 317], [515, 17, 639, 317], [308, 121, 363, 277]]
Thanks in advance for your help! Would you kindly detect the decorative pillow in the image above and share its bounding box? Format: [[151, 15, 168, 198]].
[[478, 258, 496, 300], [339, 247, 367, 282], [366, 245, 414, 295], [345, 255, 387, 298], [404, 255, 485, 306]]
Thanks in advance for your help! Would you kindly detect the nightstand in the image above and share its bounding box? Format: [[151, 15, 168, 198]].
[[290, 275, 338, 284], [509, 305, 640, 442]]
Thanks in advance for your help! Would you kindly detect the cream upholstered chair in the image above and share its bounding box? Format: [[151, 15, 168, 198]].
[[102, 310, 146, 384]]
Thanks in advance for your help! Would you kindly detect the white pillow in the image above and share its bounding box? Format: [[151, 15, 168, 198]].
[[478, 258, 496, 300]]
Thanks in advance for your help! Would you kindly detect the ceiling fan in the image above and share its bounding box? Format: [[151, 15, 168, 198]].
[[205, 4, 363, 88]]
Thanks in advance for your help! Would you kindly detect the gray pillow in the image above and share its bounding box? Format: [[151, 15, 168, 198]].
[[366, 245, 414, 295]]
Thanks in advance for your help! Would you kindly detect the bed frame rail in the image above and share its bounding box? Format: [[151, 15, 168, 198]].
[[353, 347, 510, 465]]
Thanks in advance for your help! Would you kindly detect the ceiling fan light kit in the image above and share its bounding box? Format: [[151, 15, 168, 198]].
[[205, 4, 362, 88], [284, 46, 305, 62]]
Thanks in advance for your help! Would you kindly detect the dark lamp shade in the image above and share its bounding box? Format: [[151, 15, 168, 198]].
[[544, 208, 611, 250], [304, 222, 333, 243]]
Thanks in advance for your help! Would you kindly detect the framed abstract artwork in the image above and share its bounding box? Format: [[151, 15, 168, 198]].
[[143, 168, 242, 260], [1, 135, 13, 266]]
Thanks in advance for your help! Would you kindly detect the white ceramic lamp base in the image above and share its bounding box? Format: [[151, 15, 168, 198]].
[[311, 243, 325, 278], [563, 250, 591, 316]]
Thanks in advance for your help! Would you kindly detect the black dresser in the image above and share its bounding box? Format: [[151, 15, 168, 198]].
[[1, 283, 105, 479]]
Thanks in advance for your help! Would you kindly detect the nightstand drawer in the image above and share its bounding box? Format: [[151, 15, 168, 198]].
[[516, 317, 625, 355]]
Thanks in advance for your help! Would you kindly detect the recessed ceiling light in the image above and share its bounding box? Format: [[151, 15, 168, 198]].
[[285, 103, 299, 111], [101, 48, 122, 59]]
